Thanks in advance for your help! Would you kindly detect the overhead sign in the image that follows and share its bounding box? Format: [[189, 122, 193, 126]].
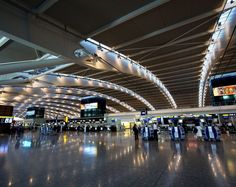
[[213, 85, 236, 96], [64, 116, 68, 123], [141, 110, 147, 116], [26, 110, 35, 116], [81, 102, 98, 110]]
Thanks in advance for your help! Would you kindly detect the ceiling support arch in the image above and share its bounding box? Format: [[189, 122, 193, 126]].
[[199, 5, 236, 107], [80, 39, 177, 108], [1, 86, 134, 111]]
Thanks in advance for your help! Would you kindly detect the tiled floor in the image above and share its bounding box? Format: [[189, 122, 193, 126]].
[[0, 131, 236, 187]]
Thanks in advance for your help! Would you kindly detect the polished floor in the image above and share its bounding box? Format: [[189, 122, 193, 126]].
[[0, 131, 236, 187]]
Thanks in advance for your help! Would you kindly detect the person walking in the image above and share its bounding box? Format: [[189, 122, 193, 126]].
[[133, 124, 139, 140]]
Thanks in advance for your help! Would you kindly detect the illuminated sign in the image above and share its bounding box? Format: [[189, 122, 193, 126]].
[[140, 110, 147, 115], [213, 85, 236, 96], [81, 102, 98, 110], [26, 110, 35, 116], [0, 116, 13, 124], [4, 118, 12, 123], [0, 116, 13, 118], [64, 116, 68, 123]]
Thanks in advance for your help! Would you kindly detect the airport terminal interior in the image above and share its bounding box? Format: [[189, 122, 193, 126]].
[[0, 0, 236, 186]]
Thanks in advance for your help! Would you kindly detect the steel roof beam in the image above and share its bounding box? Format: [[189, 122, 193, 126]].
[[0, 58, 70, 75], [131, 32, 211, 58], [153, 66, 201, 75], [147, 53, 204, 68], [87, 0, 170, 37], [0, 1, 85, 63], [115, 7, 223, 49], [150, 60, 201, 72], [140, 42, 208, 63]]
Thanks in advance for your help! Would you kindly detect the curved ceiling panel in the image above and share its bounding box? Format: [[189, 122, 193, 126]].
[[35, 73, 155, 110], [80, 38, 177, 108], [1, 86, 134, 111], [199, 6, 236, 107]]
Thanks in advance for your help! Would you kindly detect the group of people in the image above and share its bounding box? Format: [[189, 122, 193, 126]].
[[132, 121, 224, 141], [193, 123, 221, 141], [133, 123, 160, 141]]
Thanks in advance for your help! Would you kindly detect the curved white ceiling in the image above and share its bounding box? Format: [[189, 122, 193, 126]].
[[198, 5, 236, 107], [0, 86, 135, 111], [6, 97, 118, 118], [34, 73, 155, 110], [1, 87, 121, 118], [80, 38, 177, 108]]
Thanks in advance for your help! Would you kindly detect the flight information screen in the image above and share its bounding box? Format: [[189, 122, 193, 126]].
[[80, 97, 106, 119], [213, 85, 236, 96], [26, 107, 45, 119]]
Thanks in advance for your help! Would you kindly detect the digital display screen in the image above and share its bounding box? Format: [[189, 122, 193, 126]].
[[81, 103, 98, 110], [141, 110, 147, 115], [26, 107, 44, 119], [80, 97, 106, 119], [213, 85, 236, 96], [26, 110, 35, 116]]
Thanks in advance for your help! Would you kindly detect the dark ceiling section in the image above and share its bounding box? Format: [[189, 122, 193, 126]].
[[45, 0, 156, 36], [15, 0, 45, 9], [120, 17, 216, 60], [83, 0, 224, 109], [0, 41, 38, 63], [94, 0, 222, 46]]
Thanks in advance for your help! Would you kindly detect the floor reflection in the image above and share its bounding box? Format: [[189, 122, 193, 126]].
[[0, 131, 235, 186]]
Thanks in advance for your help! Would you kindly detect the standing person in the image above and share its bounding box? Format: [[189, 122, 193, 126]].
[[195, 124, 203, 140], [153, 123, 158, 141], [133, 124, 139, 140]]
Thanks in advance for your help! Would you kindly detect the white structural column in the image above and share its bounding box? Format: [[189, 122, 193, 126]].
[[0, 58, 71, 75], [80, 39, 177, 108], [0, 36, 9, 47]]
